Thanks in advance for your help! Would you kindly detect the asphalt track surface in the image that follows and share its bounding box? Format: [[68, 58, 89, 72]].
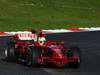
[[0, 31, 100, 75]]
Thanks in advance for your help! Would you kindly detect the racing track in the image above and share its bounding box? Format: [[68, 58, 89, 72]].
[[0, 31, 100, 75]]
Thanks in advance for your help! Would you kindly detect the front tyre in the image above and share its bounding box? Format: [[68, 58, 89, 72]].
[[67, 46, 81, 68], [26, 46, 40, 67]]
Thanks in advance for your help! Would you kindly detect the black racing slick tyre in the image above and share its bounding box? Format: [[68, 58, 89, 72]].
[[67, 46, 81, 68], [26, 46, 40, 67], [4, 45, 16, 61]]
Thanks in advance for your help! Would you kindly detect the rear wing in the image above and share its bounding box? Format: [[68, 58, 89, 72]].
[[16, 33, 37, 41], [4, 31, 38, 41]]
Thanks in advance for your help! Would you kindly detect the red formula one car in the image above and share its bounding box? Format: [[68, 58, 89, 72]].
[[4, 31, 81, 68]]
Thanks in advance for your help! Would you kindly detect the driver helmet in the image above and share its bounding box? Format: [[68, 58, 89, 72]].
[[38, 32, 46, 46]]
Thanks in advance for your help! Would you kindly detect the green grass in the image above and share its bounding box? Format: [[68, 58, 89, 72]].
[[0, 0, 100, 31]]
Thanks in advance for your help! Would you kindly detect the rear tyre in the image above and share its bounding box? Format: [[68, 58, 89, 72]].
[[4, 44, 16, 61]]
